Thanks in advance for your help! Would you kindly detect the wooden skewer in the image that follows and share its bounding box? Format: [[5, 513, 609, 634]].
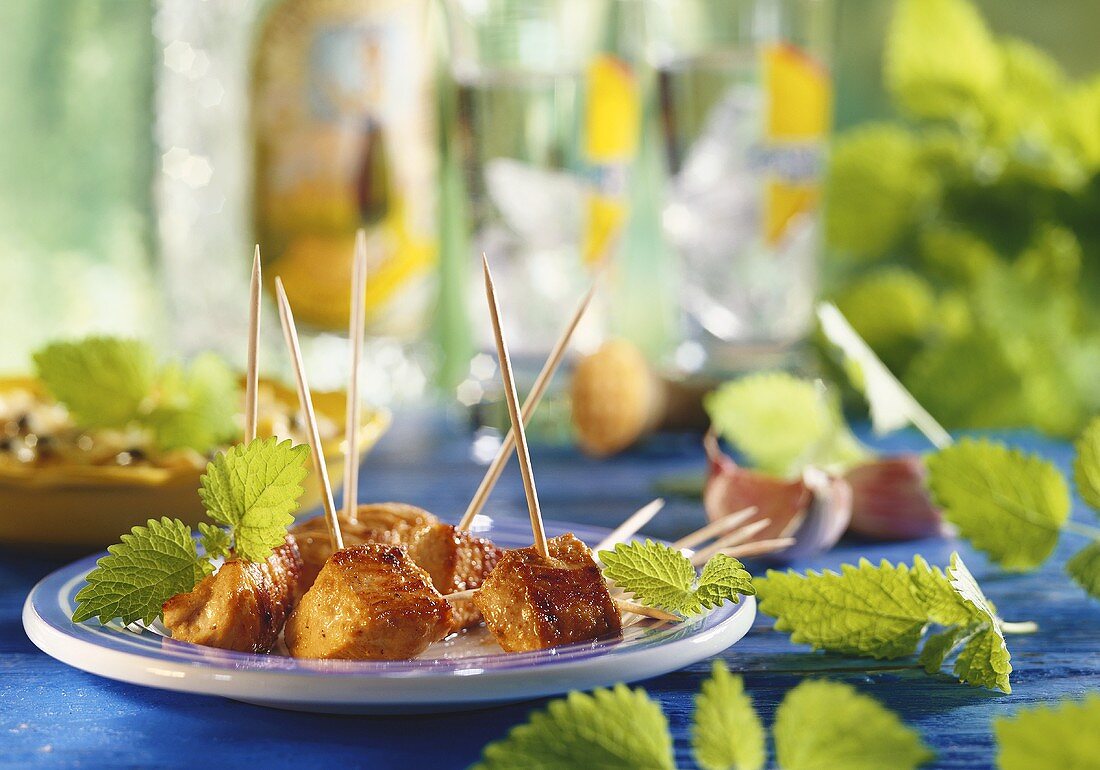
[[593, 499, 666, 554], [672, 507, 758, 551], [718, 537, 796, 559], [442, 587, 679, 624], [689, 518, 773, 566], [482, 255, 548, 558], [244, 245, 262, 443], [342, 230, 368, 524], [458, 268, 605, 531], [778, 510, 806, 539], [274, 277, 344, 552], [613, 599, 680, 623]]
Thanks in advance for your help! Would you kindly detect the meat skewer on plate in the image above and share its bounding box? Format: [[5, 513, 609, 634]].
[[289, 244, 607, 628], [274, 270, 454, 660], [467, 256, 676, 652], [161, 249, 306, 653]]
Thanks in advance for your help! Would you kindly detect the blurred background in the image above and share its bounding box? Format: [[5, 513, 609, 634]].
[[1, 0, 1097, 443]]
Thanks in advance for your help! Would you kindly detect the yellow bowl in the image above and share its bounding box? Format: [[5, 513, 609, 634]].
[[0, 377, 390, 554]]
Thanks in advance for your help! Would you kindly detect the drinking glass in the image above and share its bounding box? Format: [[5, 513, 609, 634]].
[[441, 0, 617, 372], [645, 0, 833, 374]]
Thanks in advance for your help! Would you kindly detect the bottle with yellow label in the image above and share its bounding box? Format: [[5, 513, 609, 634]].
[[644, 0, 832, 375], [251, 0, 437, 400]]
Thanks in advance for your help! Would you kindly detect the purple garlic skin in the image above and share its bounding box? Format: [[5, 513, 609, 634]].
[[703, 433, 852, 562], [845, 454, 946, 541]]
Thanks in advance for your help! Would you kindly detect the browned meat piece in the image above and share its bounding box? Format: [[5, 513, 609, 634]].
[[291, 502, 437, 589], [473, 532, 622, 652], [284, 543, 454, 660], [399, 522, 501, 631], [162, 537, 304, 653]]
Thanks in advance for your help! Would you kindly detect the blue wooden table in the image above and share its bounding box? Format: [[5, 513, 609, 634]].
[[2, 414, 1098, 769]]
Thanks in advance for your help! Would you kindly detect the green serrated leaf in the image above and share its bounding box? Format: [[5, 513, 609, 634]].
[[599, 540, 700, 614], [994, 694, 1100, 770], [755, 559, 930, 659], [910, 555, 979, 627], [918, 626, 972, 674], [704, 372, 868, 477], [34, 337, 156, 429], [198, 437, 310, 562], [1066, 541, 1100, 600], [1073, 417, 1100, 513], [146, 353, 240, 453], [72, 517, 209, 626], [774, 680, 933, 770], [954, 626, 1012, 693], [198, 522, 232, 561], [946, 553, 1012, 693], [691, 662, 765, 770], [696, 554, 755, 610], [473, 684, 674, 770], [926, 438, 1070, 570]]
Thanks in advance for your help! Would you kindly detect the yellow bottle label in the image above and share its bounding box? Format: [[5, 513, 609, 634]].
[[762, 43, 831, 246], [582, 55, 640, 265], [252, 0, 436, 334]]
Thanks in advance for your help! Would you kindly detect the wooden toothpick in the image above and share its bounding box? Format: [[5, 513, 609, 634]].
[[343, 230, 368, 524], [274, 277, 344, 552], [688, 518, 773, 566], [482, 255, 548, 558], [244, 245, 262, 443], [671, 507, 759, 551], [593, 499, 666, 554], [458, 268, 605, 531], [718, 537, 796, 559]]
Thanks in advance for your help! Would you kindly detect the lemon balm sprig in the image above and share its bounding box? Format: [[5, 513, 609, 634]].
[[598, 540, 756, 616], [73, 437, 309, 626]]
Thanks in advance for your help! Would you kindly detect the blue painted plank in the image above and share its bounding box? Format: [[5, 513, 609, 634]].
[[1, 418, 1096, 769]]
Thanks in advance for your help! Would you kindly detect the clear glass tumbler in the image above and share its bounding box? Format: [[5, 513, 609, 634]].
[[441, 0, 616, 369], [644, 0, 833, 374]]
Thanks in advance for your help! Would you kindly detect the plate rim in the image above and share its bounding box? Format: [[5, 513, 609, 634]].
[[23, 516, 757, 710]]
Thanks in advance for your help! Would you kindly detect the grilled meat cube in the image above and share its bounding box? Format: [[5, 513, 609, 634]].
[[284, 543, 454, 660], [473, 532, 622, 652], [291, 502, 437, 589], [161, 537, 304, 653], [399, 522, 502, 631]]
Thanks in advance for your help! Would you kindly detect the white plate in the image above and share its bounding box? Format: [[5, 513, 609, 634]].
[[23, 517, 756, 714]]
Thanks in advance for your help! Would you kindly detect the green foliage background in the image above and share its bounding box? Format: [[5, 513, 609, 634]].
[[823, 0, 1100, 436]]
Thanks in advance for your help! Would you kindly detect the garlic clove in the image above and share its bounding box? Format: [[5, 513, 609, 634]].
[[703, 433, 851, 561], [845, 454, 946, 541]]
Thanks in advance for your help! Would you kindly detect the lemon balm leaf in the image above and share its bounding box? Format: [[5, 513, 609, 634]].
[[704, 371, 868, 476], [995, 694, 1100, 770], [599, 541, 755, 615], [199, 437, 310, 562], [146, 353, 240, 453], [599, 540, 700, 614], [691, 662, 765, 770], [910, 555, 978, 627], [1066, 542, 1100, 600], [72, 517, 209, 626], [473, 684, 674, 770], [198, 522, 232, 562], [774, 680, 933, 770], [757, 553, 1016, 691], [1073, 417, 1100, 513], [755, 559, 931, 659], [926, 438, 1070, 570], [34, 337, 156, 428], [696, 554, 756, 609], [945, 553, 1012, 692]]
